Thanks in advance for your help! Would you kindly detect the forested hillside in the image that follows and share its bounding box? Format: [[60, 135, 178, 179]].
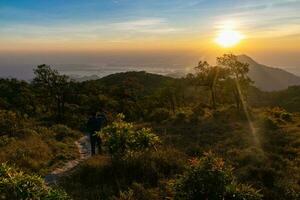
[[0, 54, 299, 200]]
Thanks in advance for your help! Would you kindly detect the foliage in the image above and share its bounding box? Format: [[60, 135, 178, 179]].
[[148, 108, 170, 123], [0, 110, 79, 174], [225, 184, 263, 200], [98, 114, 161, 158], [0, 57, 300, 199], [0, 163, 70, 200], [267, 107, 293, 122], [217, 54, 252, 111], [117, 182, 159, 200], [51, 124, 79, 141], [60, 148, 187, 199], [0, 78, 36, 115], [174, 152, 262, 200], [0, 110, 25, 137], [33, 64, 72, 122], [194, 61, 229, 108], [270, 86, 300, 112], [172, 108, 194, 124]]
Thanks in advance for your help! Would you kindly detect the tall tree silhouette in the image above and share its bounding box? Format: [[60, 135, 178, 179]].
[[217, 54, 252, 111], [33, 65, 70, 121], [195, 61, 228, 109]]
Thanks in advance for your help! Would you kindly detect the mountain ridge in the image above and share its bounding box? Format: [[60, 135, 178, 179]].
[[237, 55, 300, 91]]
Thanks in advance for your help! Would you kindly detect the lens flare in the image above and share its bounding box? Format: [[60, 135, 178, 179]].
[[215, 20, 244, 48]]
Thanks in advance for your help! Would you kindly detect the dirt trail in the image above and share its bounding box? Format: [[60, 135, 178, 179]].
[[45, 134, 91, 184]]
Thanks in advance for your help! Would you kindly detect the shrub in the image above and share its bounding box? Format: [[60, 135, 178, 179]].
[[263, 117, 279, 130], [117, 148, 187, 186], [225, 184, 263, 200], [280, 112, 292, 122], [192, 104, 206, 117], [60, 148, 186, 199], [174, 152, 262, 200], [148, 148, 187, 177], [0, 124, 79, 174], [190, 105, 206, 123], [0, 110, 24, 136], [98, 114, 160, 158], [149, 108, 170, 123], [0, 163, 70, 200], [0, 135, 15, 147], [0, 135, 52, 173], [172, 108, 193, 124], [267, 107, 293, 122], [117, 183, 159, 200], [51, 124, 79, 141]]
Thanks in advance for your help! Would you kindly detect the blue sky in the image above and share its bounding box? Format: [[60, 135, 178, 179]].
[[2, 0, 299, 37], [1, 1, 299, 23], [1, 0, 300, 62]]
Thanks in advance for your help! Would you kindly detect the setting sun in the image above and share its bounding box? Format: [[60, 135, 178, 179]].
[[215, 29, 244, 48], [215, 20, 244, 48]]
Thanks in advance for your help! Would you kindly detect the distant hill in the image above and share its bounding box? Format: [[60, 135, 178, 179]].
[[238, 55, 300, 91], [96, 71, 174, 94], [70, 74, 100, 82]]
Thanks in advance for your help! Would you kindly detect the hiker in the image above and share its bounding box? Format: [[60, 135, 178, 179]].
[[87, 112, 102, 155]]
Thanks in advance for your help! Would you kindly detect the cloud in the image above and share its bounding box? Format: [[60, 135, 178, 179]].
[[0, 17, 181, 43], [212, 0, 300, 39], [112, 18, 181, 34]]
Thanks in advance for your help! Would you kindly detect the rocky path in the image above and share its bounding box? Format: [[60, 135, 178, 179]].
[[45, 134, 91, 184]]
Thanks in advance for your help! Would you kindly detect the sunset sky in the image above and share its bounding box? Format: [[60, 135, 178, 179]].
[[1, 0, 300, 71]]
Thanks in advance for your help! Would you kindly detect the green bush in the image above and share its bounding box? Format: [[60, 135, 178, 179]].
[[98, 114, 160, 158], [225, 184, 263, 200], [192, 104, 206, 117], [174, 152, 262, 200], [51, 124, 79, 141], [0, 135, 15, 147], [172, 108, 193, 124], [190, 104, 206, 123], [280, 112, 292, 122], [0, 163, 70, 200], [117, 148, 187, 186], [0, 122, 79, 174], [267, 107, 293, 122], [0, 135, 52, 173], [263, 117, 279, 130], [117, 182, 159, 200], [60, 148, 186, 199], [148, 148, 187, 177], [149, 108, 170, 123], [0, 110, 25, 136]]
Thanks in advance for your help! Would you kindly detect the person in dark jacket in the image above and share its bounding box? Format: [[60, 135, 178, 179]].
[[87, 112, 101, 155]]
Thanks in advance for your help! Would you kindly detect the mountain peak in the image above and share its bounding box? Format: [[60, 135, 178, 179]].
[[237, 54, 257, 65], [236, 55, 300, 91]]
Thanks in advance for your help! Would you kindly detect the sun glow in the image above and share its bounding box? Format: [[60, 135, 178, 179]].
[[215, 21, 244, 48]]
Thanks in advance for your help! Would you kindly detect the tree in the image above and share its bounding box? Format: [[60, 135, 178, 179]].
[[0, 79, 36, 115], [194, 61, 228, 109], [32, 65, 71, 122], [155, 86, 177, 113], [217, 54, 252, 111]]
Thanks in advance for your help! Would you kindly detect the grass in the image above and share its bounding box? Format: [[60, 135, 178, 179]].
[[0, 116, 81, 175], [60, 148, 187, 200]]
